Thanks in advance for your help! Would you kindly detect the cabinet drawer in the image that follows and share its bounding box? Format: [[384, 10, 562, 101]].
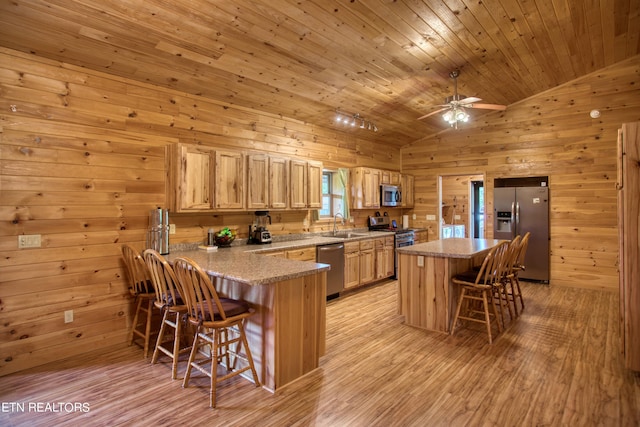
[[344, 241, 360, 254], [286, 247, 316, 261], [359, 239, 374, 250]]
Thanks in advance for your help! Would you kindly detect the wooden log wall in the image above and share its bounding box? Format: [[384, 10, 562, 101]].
[[0, 47, 399, 376], [403, 54, 640, 291]]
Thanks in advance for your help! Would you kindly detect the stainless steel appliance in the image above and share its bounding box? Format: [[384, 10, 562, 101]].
[[368, 215, 415, 278], [494, 184, 549, 282], [147, 207, 169, 254], [249, 210, 272, 244], [380, 184, 401, 207], [317, 243, 345, 299]]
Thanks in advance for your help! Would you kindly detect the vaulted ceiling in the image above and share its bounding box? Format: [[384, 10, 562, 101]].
[[0, 0, 638, 146]]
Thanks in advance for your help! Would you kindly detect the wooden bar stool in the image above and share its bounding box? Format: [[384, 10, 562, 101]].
[[173, 256, 260, 408], [121, 244, 156, 358], [509, 232, 530, 314], [143, 249, 191, 380], [451, 241, 510, 344]]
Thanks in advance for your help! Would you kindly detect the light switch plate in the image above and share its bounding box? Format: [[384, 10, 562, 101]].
[[169, 224, 176, 234], [18, 234, 41, 248], [417, 256, 424, 267], [426, 215, 436, 221], [64, 310, 74, 323]]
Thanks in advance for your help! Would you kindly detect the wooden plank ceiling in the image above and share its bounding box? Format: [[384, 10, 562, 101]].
[[0, 0, 638, 146]]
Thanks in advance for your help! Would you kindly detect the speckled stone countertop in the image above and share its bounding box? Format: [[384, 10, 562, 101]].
[[396, 238, 503, 259], [164, 230, 393, 286]]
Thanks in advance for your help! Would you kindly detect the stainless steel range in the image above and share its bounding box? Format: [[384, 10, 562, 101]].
[[368, 216, 415, 278]]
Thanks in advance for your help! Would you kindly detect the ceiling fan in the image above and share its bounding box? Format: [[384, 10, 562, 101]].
[[417, 70, 507, 128]]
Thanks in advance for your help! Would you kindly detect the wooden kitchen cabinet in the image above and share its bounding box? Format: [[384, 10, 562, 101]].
[[382, 170, 401, 185], [375, 236, 395, 279], [414, 230, 428, 243], [344, 242, 360, 288], [167, 143, 215, 212], [359, 239, 376, 285], [290, 159, 308, 208], [248, 154, 289, 210], [401, 173, 415, 208], [307, 160, 323, 209], [351, 167, 381, 209], [269, 156, 288, 209], [247, 154, 269, 209], [215, 150, 245, 210], [290, 159, 323, 209], [286, 247, 317, 261]]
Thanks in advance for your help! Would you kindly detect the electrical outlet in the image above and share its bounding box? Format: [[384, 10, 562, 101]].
[[426, 215, 436, 221], [18, 234, 41, 248], [412, 214, 416, 220], [64, 310, 74, 323], [417, 256, 424, 267], [455, 215, 461, 220], [169, 224, 176, 234]]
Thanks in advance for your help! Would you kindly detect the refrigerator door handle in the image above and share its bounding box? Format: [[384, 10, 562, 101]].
[[515, 202, 520, 233], [511, 202, 516, 235]]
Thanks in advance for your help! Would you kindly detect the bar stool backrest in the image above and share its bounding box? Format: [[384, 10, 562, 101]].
[[121, 244, 152, 295], [173, 256, 229, 324], [142, 249, 182, 309]]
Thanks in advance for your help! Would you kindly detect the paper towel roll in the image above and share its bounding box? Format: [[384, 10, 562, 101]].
[[402, 215, 409, 229]]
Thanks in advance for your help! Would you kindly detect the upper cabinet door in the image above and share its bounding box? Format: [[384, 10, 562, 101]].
[[269, 156, 288, 209], [247, 154, 269, 209], [401, 174, 414, 208], [215, 150, 245, 210], [307, 161, 323, 209], [170, 144, 215, 212], [290, 159, 308, 208]]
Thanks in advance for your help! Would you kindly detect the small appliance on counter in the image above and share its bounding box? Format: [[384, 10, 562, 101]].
[[248, 210, 272, 244], [147, 207, 169, 254]]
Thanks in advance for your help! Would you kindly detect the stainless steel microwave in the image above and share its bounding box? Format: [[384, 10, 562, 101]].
[[381, 184, 401, 207]]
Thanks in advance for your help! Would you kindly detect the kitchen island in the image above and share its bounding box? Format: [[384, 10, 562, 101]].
[[165, 248, 330, 392], [396, 238, 502, 333]]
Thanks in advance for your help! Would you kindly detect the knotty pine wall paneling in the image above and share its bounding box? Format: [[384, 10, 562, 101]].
[[0, 47, 399, 376], [402, 54, 640, 291]]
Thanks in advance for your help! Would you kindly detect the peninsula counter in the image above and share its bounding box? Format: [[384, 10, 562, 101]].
[[165, 248, 330, 392]]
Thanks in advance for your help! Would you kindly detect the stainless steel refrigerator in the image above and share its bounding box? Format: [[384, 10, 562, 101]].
[[494, 186, 549, 282]]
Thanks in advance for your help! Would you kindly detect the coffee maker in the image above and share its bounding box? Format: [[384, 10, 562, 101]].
[[249, 211, 272, 244]]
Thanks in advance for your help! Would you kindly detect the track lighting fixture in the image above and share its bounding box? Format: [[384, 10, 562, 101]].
[[334, 110, 378, 132]]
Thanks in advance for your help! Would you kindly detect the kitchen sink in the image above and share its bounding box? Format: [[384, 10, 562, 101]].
[[324, 231, 369, 239]]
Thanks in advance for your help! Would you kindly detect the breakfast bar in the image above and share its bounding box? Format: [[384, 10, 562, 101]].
[[396, 238, 502, 333], [165, 248, 330, 392]]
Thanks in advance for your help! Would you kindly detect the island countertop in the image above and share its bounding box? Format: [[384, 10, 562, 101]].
[[164, 248, 330, 286], [396, 238, 503, 259]]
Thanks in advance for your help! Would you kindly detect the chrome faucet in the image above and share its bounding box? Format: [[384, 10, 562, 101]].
[[333, 213, 345, 236]]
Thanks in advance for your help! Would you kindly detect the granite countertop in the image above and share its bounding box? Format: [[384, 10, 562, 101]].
[[164, 230, 393, 286], [396, 238, 503, 259], [165, 248, 331, 286]]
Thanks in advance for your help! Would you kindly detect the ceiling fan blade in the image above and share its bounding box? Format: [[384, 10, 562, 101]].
[[417, 107, 449, 120], [468, 103, 507, 111], [458, 96, 482, 105]]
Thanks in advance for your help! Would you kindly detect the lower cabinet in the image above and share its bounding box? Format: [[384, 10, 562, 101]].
[[344, 238, 392, 289], [375, 237, 394, 280], [359, 240, 375, 285], [344, 242, 361, 289]]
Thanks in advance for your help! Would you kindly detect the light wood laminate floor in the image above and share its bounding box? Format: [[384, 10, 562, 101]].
[[1, 280, 639, 426]]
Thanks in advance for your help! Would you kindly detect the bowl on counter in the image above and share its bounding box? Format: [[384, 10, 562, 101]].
[[214, 231, 236, 247]]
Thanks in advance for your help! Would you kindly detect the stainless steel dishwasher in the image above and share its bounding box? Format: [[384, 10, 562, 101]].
[[316, 243, 344, 299]]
